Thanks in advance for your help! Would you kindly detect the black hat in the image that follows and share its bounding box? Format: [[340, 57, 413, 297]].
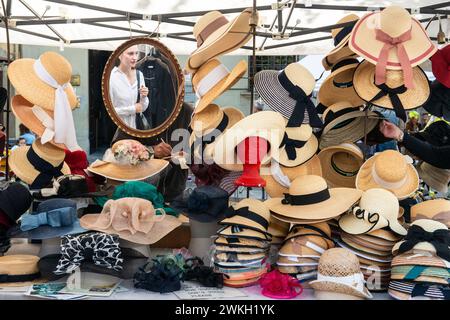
[[0, 182, 32, 222], [414, 120, 450, 147], [364, 111, 393, 146], [422, 80, 450, 122]]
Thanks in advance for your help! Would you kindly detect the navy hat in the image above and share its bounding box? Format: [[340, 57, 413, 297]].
[[0, 182, 32, 222], [423, 80, 450, 122], [414, 120, 450, 147]]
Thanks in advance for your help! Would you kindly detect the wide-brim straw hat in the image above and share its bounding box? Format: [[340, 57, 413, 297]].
[[9, 139, 70, 187], [348, 232, 397, 248], [318, 143, 363, 188], [418, 162, 450, 195], [353, 60, 430, 111], [214, 236, 269, 249], [214, 252, 265, 263], [268, 175, 362, 220], [261, 155, 322, 198], [348, 6, 437, 70], [7, 51, 78, 111], [271, 212, 337, 225], [217, 225, 272, 242], [410, 199, 450, 228], [391, 252, 450, 269], [339, 234, 393, 257], [213, 110, 286, 171], [366, 228, 402, 242], [266, 210, 290, 238], [284, 222, 335, 249], [336, 239, 393, 263], [192, 59, 247, 114], [215, 246, 267, 254], [277, 256, 319, 266], [0, 255, 43, 287], [390, 265, 449, 285], [340, 233, 394, 253], [186, 8, 254, 73]]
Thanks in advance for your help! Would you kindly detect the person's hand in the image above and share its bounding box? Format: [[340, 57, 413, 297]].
[[139, 86, 149, 98], [153, 142, 172, 159], [379, 120, 403, 140], [135, 102, 143, 113]]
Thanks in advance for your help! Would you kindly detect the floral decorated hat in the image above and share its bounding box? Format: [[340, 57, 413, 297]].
[[87, 139, 169, 182]]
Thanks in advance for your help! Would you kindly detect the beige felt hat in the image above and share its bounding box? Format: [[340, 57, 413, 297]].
[[356, 150, 419, 200], [417, 162, 450, 195], [0, 255, 44, 287], [186, 8, 255, 73], [219, 198, 270, 234], [318, 143, 363, 188], [261, 155, 322, 198], [339, 188, 407, 236], [268, 175, 362, 220], [217, 225, 272, 242], [7, 51, 78, 111], [310, 248, 373, 299], [213, 110, 286, 171], [9, 138, 70, 187], [192, 59, 247, 114], [322, 14, 360, 70], [411, 199, 450, 228]]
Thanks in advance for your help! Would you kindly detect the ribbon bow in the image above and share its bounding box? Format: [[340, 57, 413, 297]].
[[352, 207, 380, 225], [279, 132, 307, 160], [224, 206, 269, 230], [375, 28, 414, 89], [27, 146, 65, 190], [368, 82, 408, 122], [20, 207, 77, 232], [398, 225, 450, 261]]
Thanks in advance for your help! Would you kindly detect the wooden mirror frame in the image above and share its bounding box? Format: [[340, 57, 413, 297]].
[[102, 37, 185, 138]]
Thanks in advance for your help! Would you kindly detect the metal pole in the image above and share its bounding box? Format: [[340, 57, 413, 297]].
[[281, 0, 297, 36], [1, 0, 10, 180], [250, 0, 257, 115]]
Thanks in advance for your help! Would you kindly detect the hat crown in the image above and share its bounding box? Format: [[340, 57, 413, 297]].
[[331, 14, 359, 38], [322, 101, 355, 120], [374, 150, 407, 183], [32, 139, 66, 166], [411, 199, 450, 222], [379, 6, 412, 37], [411, 218, 448, 233], [0, 255, 39, 276], [193, 11, 228, 39], [289, 175, 328, 196], [191, 104, 222, 133], [40, 52, 72, 85], [359, 188, 399, 219], [192, 59, 226, 90], [284, 63, 316, 95], [318, 248, 361, 276], [234, 198, 270, 224]]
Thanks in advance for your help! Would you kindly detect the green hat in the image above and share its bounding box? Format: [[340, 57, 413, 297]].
[[94, 181, 177, 216]]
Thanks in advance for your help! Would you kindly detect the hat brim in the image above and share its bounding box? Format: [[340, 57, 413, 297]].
[[340, 233, 394, 252], [310, 280, 373, 299], [215, 246, 267, 254], [392, 252, 450, 268], [322, 37, 357, 70], [339, 210, 407, 236], [214, 236, 269, 249], [274, 132, 318, 168], [8, 220, 87, 240], [270, 211, 338, 225], [336, 240, 392, 263], [417, 163, 450, 194], [217, 225, 271, 241], [339, 235, 393, 257]]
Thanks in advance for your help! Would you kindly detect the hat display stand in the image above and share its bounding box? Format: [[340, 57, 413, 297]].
[[189, 219, 220, 262], [234, 136, 268, 188]]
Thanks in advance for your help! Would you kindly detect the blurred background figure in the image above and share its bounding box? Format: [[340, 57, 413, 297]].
[[18, 123, 36, 145], [405, 111, 421, 134], [253, 99, 265, 113], [11, 137, 26, 151]]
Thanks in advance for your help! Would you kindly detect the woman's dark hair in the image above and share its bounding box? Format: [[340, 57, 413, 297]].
[[19, 123, 30, 135], [189, 163, 230, 187]]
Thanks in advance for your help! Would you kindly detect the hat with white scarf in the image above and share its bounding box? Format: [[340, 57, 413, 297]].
[[8, 52, 80, 151]]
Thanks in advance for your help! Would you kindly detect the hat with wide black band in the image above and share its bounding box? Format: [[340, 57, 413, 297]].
[[285, 224, 335, 247]]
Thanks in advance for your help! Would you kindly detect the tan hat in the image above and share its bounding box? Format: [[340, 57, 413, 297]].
[[310, 248, 373, 299], [318, 143, 363, 188], [217, 225, 271, 242], [266, 212, 290, 238], [261, 155, 323, 198], [268, 175, 362, 220], [367, 228, 403, 242], [192, 59, 247, 114], [9, 138, 70, 189], [417, 162, 450, 195], [213, 110, 286, 171], [0, 255, 43, 287], [87, 139, 169, 182], [322, 14, 360, 70], [186, 8, 254, 73], [219, 198, 270, 234], [411, 199, 450, 228], [340, 233, 393, 254], [277, 265, 317, 275], [336, 239, 393, 263], [348, 233, 397, 248], [277, 256, 319, 266], [215, 246, 267, 254], [270, 211, 337, 225], [279, 239, 324, 259], [214, 236, 269, 249], [339, 188, 407, 236], [285, 222, 335, 249], [214, 252, 265, 263], [391, 252, 450, 269], [390, 265, 449, 285], [80, 197, 182, 245], [356, 150, 419, 200]]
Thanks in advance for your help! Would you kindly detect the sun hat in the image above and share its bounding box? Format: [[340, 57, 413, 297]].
[[367, 228, 402, 242], [277, 265, 317, 275], [214, 236, 269, 249], [267, 175, 362, 221], [318, 143, 363, 188], [335, 239, 393, 263], [261, 155, 322, 198], [392, 219, 450, 259], [349, 233, 397, 248], [0, 255, 42, 287], [284, 223, 335, 249], [349, 6, 436, 89], [267, 213, 290, 238], [254, 63, 322, 128], [215, 246, 267, 254], [318, 101, 379, 149], [430, 44, 450, 88], [80, 197, 182, 245], [418, 162, 450, 195], [322, 14, 360, 70], [355, 150, 419, 200], [339, 188, 407, 236], [87, 139, 169, 182], [388, 281, 449, 300], [0, 182, 32, 223], [270, 212, 337, 225], [353, 60, 430, 122], [411, 199, 450, 228], [191, 59, 247, 114], [390, 265, 449, 285], [422, 82, 450, 121], [391, 252, 450, 269], [310, 248, 373, 299], [339, 236, 394, 257], [214, 252, 265, 263], [9, 138, 71, 189], [8, 51, 80, 151], [340, 233, 393, 254], [185, 8, 254, 73], [216, 225, 271, 242]]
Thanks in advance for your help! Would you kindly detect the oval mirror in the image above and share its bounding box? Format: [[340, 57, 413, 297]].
[[102, 37, 185, 138]]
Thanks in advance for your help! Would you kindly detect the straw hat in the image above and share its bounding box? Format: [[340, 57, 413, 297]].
[[215, 246, 267, 254], [266, 212, 290, 238], [215, 252, 265, 263], [367, 228, 402, 242], [261, 155, 322, 198], [317, 58, 365, 108], [270, 212, 336, 225], [319, 101, 379, 150], [217, 225, 272, 242], [418, 162, 450, 195], [0, 255, 42, 287], [356, 150, 419, 200], [192, 59, 247, 114], [388, 281, 447, 300], [310, 248, 373, 299], [268, 175, 362, 220], [87, 139, 169, 182], [318, 143, 363, 188], [7, 51, 78, 111], [336, 239, 393, 263], [340, 233, 393, 254], [339, 188, 407, 236], [277, 265, 317, 275], [219, 198, 270, 234], [186, 8, 254, 73], [9, 138, 70, 188], [278, 240, 323, 259], [390, 265, 449, 285], [392, 252, 450, 269], [285, 223, 335, 249], [214, 236, 269, 249], [411, 199, 450, 228], [277, 256, 319, 266], [349, 233, 397, 248], [213, 111, 285, 171], [349, 6, 436, 71]]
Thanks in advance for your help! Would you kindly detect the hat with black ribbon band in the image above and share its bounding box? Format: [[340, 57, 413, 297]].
[[279, 132, 307, 161], [323, 106, 360, 127], [0, 272, 41, 283], [191, 113, 229, 162], [286, 224, 334, 243], [334, 23, 356, 47], [27, 145, 64, 189], [282, 188, 331, 206], [331, 58, 360, 88], [224, 206, 269, 231], [367, 82, 408, 122]]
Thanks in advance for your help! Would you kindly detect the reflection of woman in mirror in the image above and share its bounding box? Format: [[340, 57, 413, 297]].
[[109, 45, 149, 129]]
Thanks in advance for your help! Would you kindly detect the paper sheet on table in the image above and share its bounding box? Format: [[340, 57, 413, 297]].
[[173, 281, 248, 300]]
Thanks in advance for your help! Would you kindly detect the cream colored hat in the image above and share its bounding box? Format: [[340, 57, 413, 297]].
[[219, 198, 270, 234], [411, 199, 450, 228], [418, 162, 450, 195]]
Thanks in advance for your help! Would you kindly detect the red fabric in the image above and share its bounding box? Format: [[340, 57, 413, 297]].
[[259, 270, 303, 299], [64, 149, 96, 192], [234, 137, 268, 187], [375, 28, 414, 89], [430, 45, 450, 88], [0, 209, 14, 229]]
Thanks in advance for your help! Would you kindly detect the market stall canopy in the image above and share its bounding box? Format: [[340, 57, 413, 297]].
[[0, 0, 448, 54]]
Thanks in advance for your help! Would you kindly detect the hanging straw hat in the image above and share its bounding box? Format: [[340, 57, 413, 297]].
[[319, 101, 379, 150], [310, 248, 373, 299], [355, 150, 419, 200], [339, 188, 407, 236], [261, 155, 323, 198], [186, 8, 254, 73], [411, 199, 450, 228], [318, 143, 363, 188], [191, 59, 247, 114], [322, 14, 360, 70], [0, 255, 43, 287], [9, 138, 70, 189], [267, 175, 362, 221], [87, 139, 169, 182], [417, 162, 450, 195]]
